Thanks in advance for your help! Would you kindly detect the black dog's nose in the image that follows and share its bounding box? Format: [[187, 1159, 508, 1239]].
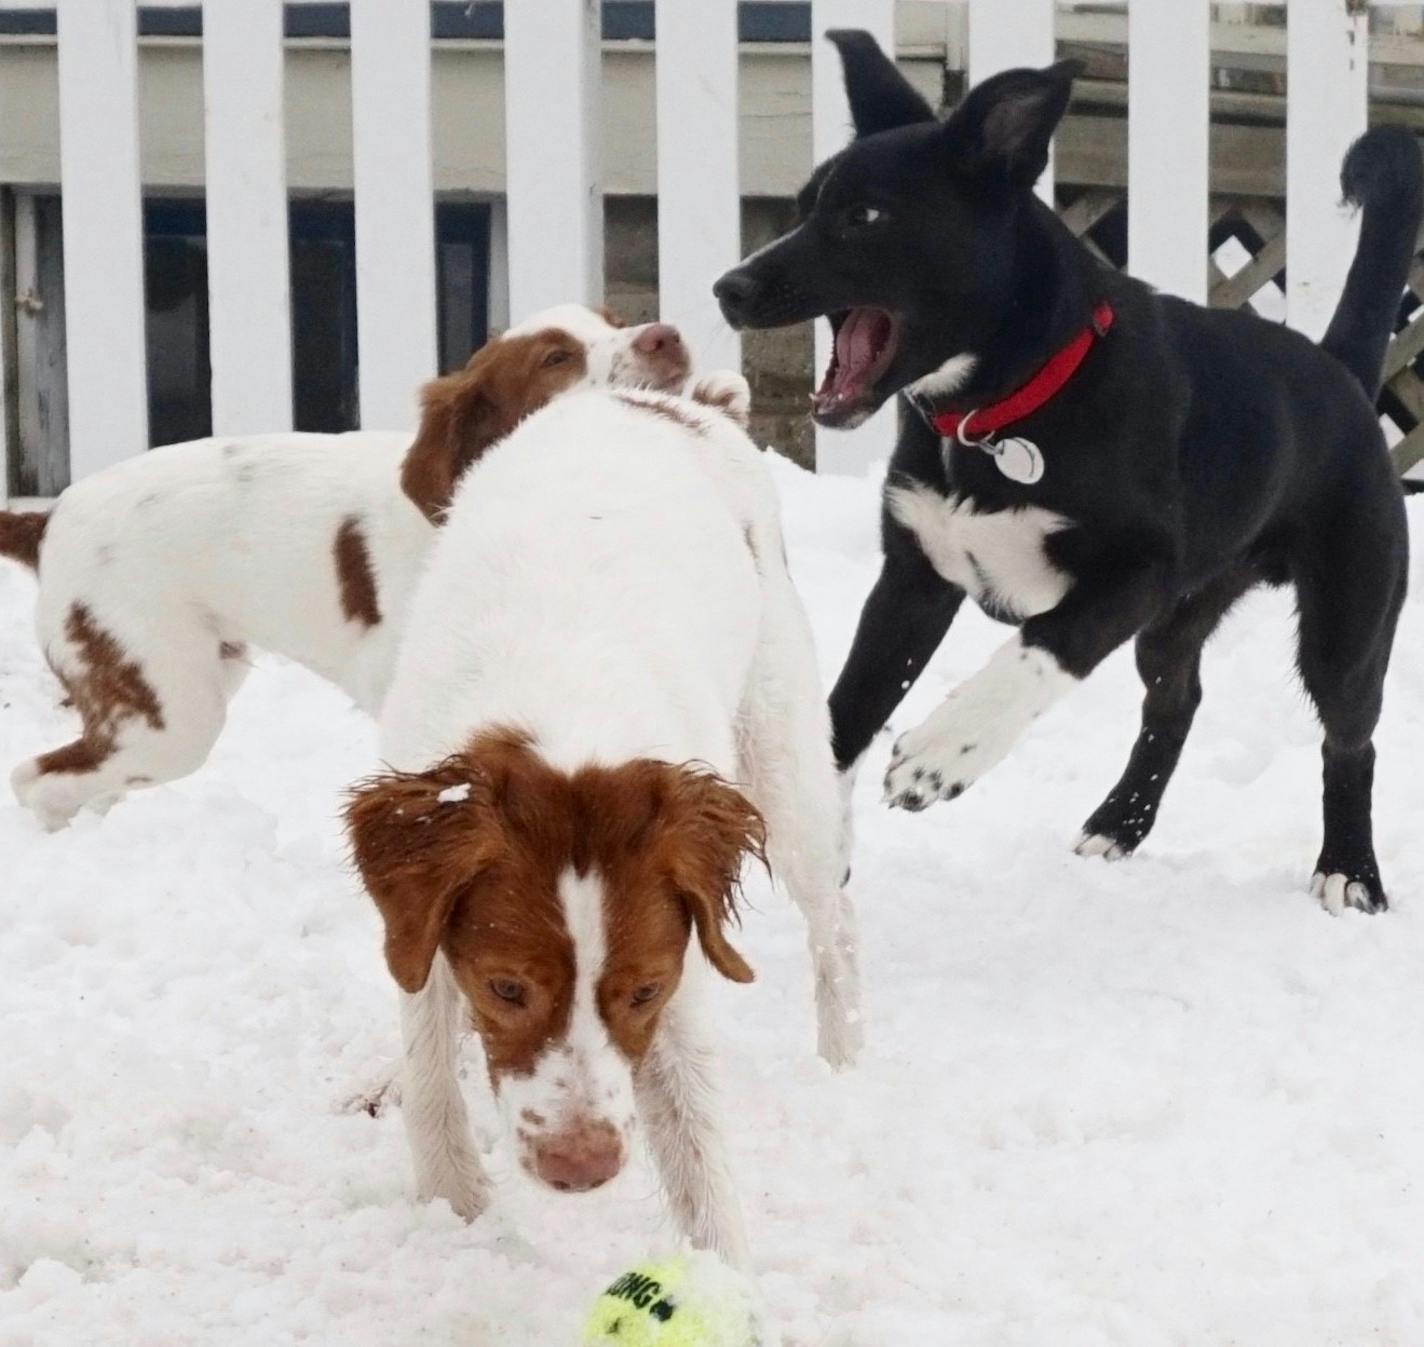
[[713, 268, 760, 328]]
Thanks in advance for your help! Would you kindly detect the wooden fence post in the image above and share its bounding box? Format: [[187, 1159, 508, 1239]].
[[504, 0, 603, 320], [1128, 0, 1210, 304], [1286, 0, 1369, 340], [56, 0, 148, 473], [203, 0, 293, 435], [811, 0, 896, 474], [969, 0, 1057, 204], [350, 0, 438, 428], [655, 0, 741, 372]]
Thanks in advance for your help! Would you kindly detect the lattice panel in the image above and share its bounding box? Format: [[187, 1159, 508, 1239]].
[[1056, 188, 1424, 475]]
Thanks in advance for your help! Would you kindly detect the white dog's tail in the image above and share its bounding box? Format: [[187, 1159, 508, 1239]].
[[0, 510, 48, 570]]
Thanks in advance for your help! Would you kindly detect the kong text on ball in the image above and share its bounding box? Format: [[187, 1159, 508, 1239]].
[[580, 1253, 763, 1347]]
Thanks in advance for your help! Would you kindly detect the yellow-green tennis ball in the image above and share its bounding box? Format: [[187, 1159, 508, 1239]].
[[580, 1253, 762, 1347]]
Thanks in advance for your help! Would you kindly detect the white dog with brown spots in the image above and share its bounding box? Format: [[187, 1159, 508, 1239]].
[[0, 305, 742, 830], [344, 380, 860, 1267]]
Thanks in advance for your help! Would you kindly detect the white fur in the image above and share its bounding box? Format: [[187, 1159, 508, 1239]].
[[1074, 832, 1129, 862], [493, 869, 639, 1175], [382, 385, 859, 1261], [884, 634, 1077, 810], [8, 307, 678, 828], [887, 482, 1071, 619], [906, 352, 978, 402], [1310, 871, 1376, 917]]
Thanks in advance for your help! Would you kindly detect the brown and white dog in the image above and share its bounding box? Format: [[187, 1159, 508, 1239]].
[[344, 379, 860, 1266], [1, 305, 739, 829]]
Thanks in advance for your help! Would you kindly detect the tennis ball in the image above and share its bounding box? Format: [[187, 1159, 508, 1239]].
[[580, 1252, 763, 1347]]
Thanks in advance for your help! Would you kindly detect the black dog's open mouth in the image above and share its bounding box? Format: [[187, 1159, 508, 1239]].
[[813, 307, 900, 426]]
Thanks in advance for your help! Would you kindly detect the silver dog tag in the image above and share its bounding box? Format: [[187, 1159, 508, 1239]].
[[993, 436, 1045, 485]]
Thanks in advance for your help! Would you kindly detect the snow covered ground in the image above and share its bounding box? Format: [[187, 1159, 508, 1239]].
[[1, 462, 1421, 1347]]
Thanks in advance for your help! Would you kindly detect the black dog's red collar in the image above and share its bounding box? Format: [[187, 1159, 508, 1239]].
[[931, 301, 1115, 442]]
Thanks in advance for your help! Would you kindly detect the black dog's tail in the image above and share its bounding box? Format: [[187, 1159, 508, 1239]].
[[1320, 127, 1423, 401]]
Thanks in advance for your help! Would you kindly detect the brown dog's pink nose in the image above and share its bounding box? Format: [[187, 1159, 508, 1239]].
[[532, 1120, 625, 1193], [633, 322, 684, 360]]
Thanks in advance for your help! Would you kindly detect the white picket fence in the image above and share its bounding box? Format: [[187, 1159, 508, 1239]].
[[7, 0, 1411, 485]]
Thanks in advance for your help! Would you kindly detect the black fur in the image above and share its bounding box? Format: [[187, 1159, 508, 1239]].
[[715, 33, 1421, 912]]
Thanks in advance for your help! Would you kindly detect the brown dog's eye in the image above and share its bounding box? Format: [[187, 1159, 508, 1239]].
[[542, 349, 573, 368], [490, 978, 527, 1006], [630, 983, 661, 1008]]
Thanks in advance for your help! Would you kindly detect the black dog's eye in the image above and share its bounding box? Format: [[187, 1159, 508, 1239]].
[[542, 349, 573, 368], [842, 204, 888, 232], [490, 978, 528, 1006]]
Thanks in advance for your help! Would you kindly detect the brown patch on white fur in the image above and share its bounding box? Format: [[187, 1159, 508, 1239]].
[[37, 603, 164, 775], [688, 376, 751, 429], [345, 729, 763, 1083], [0, 510, 49, 569], [334, 516, 382, 627], [613, 392, 708, 437], [401, 329, 590, 523], [594, 305, 626, 329]]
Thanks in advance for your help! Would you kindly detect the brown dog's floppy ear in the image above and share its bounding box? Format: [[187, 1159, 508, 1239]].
[[942, 60, 1083, 189], [345, 756, 503, 992], [400, 371, 499, 523], [659, 767, 766, 984], [827, 29, 936, 138]]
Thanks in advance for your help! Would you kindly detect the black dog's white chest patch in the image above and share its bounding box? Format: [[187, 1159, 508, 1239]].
[[887, 482, 1071, 618]]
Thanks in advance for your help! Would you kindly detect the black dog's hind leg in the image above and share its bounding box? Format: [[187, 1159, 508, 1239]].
[[1293, 526, 1406, 914], [828, 538, 964, 773], [1077, 569, 1256, 860]]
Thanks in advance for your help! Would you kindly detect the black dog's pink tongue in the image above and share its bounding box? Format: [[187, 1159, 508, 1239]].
[[818, 308, 893, 407]]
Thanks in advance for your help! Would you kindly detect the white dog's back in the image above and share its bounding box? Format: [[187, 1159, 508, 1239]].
[[379, 390, 768, 775]]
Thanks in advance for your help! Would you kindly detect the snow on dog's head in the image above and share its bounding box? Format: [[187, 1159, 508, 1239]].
[[345, 728, 762, 1195], [399, 303, 692, 521]]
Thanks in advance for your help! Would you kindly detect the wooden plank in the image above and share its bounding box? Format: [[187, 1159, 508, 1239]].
[[969, 0, 1057, 204], [504, 0, 602, 319], [655, 0, 740, 372], [1128, 0, 1209, 303], [202, 0, 292, 435], [1383, 310, 1424, 383], [812, 0, 896, 474], [1286, 0, 1368, 340], [350, 0, 438, 429], [1058, 188, 1120, 238], [487, 195, 509, 335], [1210, 230, 1286, 310], [56, 0, 148, 472], [1391, 422, 1424, 475]]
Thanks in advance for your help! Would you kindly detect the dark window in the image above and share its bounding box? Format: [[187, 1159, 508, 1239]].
[[12, 192, 492, 487], [144, 199, 212, 447]]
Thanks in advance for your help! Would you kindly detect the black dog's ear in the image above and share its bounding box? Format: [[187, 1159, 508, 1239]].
[[827, 29, 936, 137], [942, 59, 1083, 188]]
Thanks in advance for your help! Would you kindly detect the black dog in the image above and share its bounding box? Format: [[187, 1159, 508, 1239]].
[[714, 31, 1421, 913]]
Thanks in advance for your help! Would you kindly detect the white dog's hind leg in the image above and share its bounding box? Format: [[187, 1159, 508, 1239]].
[[735, 530, 862, 1070]]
